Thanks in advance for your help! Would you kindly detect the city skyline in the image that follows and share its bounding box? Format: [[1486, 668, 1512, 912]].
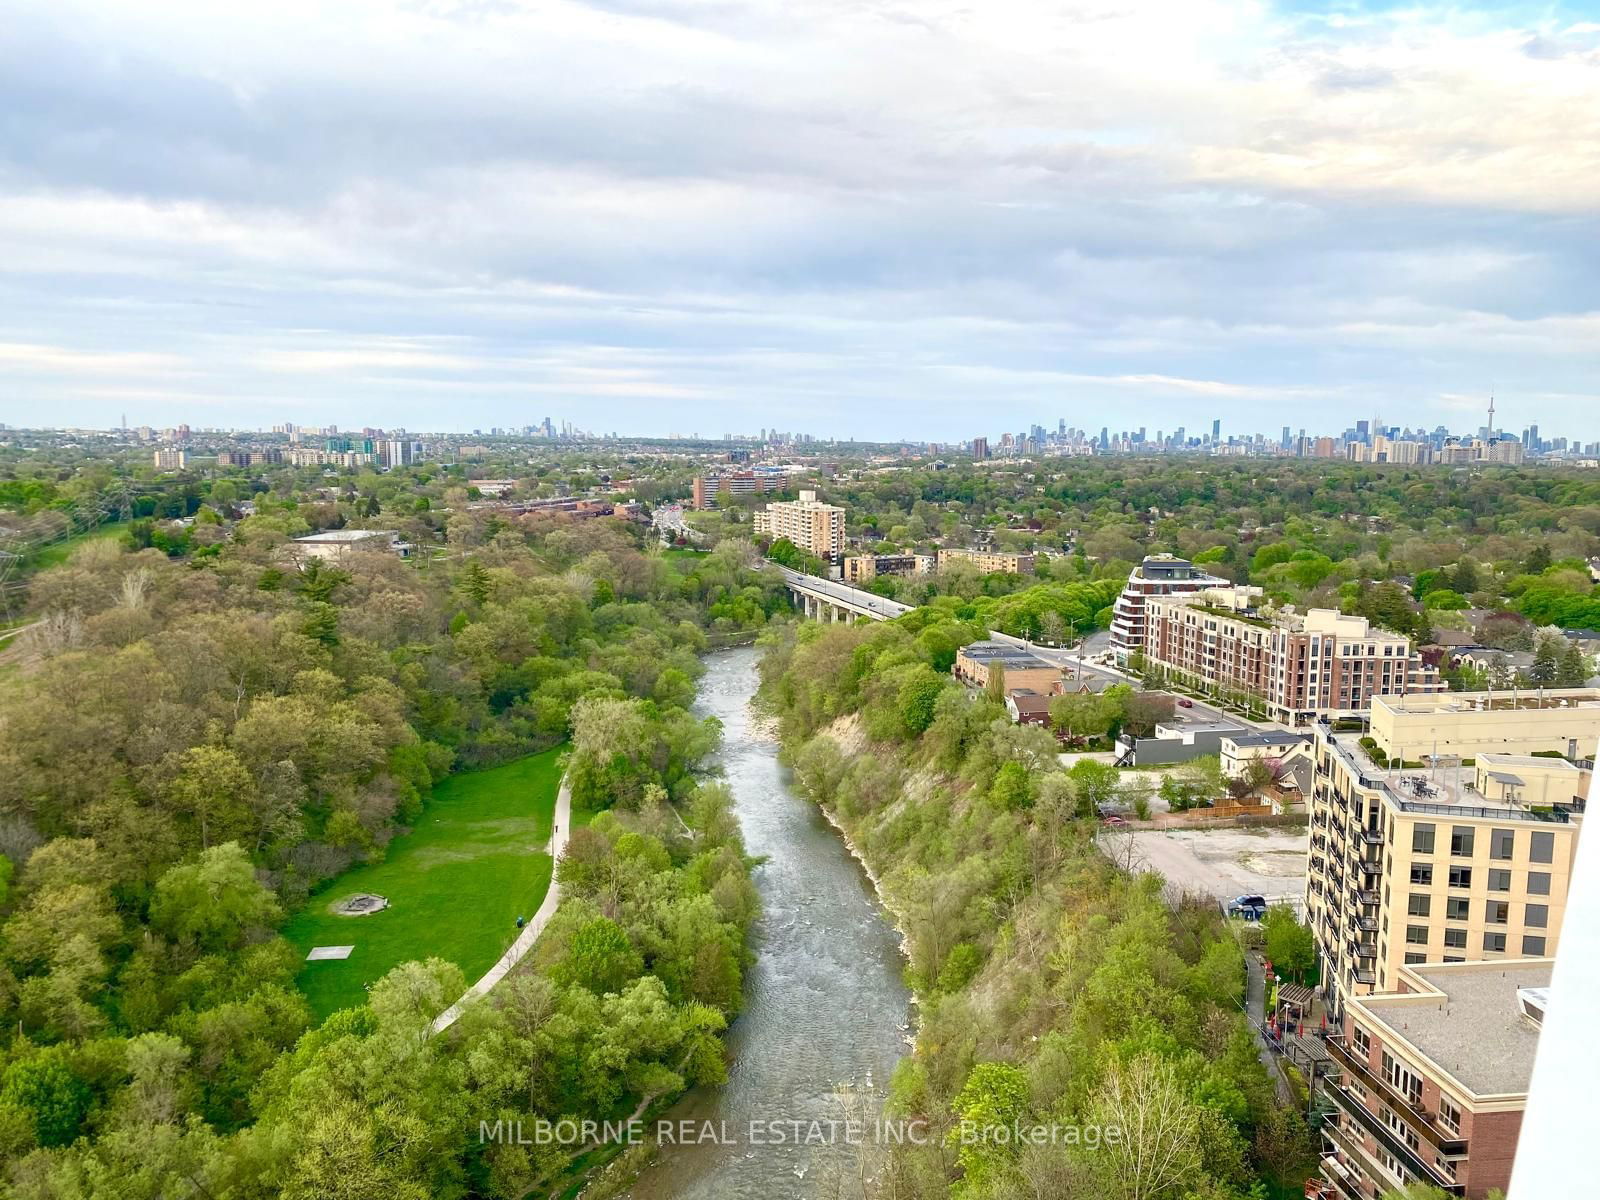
[[2, 1, 1598, 437]]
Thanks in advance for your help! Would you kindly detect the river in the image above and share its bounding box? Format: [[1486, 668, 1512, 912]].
[[627, 645, 912, 1199]]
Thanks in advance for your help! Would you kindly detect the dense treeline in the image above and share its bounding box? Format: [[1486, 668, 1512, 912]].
[[0, 513, 776, 1193], [760, 615, 1311, 1199]]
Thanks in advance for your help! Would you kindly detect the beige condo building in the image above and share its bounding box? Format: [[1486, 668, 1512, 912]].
[[935, 547, 1035, 575], [1306, 694, 1590, 1017], [752, 489, 845, 560]]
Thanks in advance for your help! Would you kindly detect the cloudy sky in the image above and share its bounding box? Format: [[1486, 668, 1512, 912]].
[[1, 0, 1597, 440]]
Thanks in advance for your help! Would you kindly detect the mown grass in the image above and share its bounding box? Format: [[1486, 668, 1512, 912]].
[[284, 748, 566, 1020]]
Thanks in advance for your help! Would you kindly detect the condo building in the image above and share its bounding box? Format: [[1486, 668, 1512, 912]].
[[1109, 554, 1230, 661], [842, 553, 935, 585], [1141, 586, 1444, 724], [752, 490, 845, 560], [1312, 959, 1549, 1200], [934, 548, 1035, 575], [690, 471, 785, 509], [1306, 694, 1591, 1014]]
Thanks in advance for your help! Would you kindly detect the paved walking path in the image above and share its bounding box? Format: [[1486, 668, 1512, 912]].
[[429, 776, 572, 1035]]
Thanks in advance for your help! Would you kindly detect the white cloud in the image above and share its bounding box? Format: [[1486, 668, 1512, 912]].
[[0, 0, 1595, 435]]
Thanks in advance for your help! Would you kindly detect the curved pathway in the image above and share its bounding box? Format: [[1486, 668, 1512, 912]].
[[429, 775, 572, 1035]]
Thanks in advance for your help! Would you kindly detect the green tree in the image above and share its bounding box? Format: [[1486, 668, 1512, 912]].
[[949, 1061, 1030, 1186], [1262, 905, 1316, 981], [557, 916, 643, 995], [1558, 642, 1592, 687], [985, 662, 1007, 703], [149, 843, 283, 952]]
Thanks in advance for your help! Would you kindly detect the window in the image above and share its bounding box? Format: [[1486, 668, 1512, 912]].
[[1484, 931, 1507, 952], [1439, 1100, 1461, 1136], [1353, 1025, 1370, 1056], [1445, 897, 1470, 920], [1526, 903, 1548, 928], [1412, 824, 1435, 854], [1404, 952, 1426, 964], [1448, 865, 1472, 889], [1406, 925, 1429, 945], [1490, 828, 1515, 860], [1523, 935, 1547, 955], [1488, 869, 1512, 892], [1444, 928, 1467, 949], [1411, 864, 1434, 886], [1445, 955, 1465, 963], [1528, 871, 1551, 896], [1531, 831, 1555, 864], [1408, 893, 1431, 917], [1486, 900, 1509, 924], [1451, 826, 1475, 857]]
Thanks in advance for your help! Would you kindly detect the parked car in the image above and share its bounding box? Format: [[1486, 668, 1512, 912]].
[[1226, 894, 1269, 920], [1100, 814, 1129, 828], [1176, 698, 1194, 708]]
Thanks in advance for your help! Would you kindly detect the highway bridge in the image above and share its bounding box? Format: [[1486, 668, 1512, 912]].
[[772, 565, 912, 622]]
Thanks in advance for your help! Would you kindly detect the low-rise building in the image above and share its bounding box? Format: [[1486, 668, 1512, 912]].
[[1218, 730, 1311, 779], [1143, 586, 1443, 725], [1109, 554, 1231, 662], [468, 479, 517, 496], [1313, 959, 1550, 1200], [842, 553, 935, 585], [152, 448, 188, 470], [1004, 689, 1054, 727], [1305, 709, 1584, 1015], [292, 529, 413, 561], [935, 547, 1035, 575], [953, 641, 1061, 694]]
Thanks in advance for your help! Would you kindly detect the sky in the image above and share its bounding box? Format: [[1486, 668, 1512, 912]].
[[0, 0, 1597, 441]]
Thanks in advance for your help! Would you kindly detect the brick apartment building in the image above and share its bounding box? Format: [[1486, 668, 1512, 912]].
[[1312, 959, 1548, 1199], [1142, 585, 1442, 725], [842, 553, 935, 585]]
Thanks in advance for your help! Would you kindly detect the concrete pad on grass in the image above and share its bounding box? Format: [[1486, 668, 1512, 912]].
[[306, 946, 354, 961]]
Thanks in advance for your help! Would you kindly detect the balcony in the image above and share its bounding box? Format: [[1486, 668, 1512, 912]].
[[1353, 915, 1378, 933], [1357, 859, 1381, 876], [1322, 1082, 1463, 1194], [1349, 941, 1377, 960], [1359, 828, 1383, 846], [1353, 889, 1379, 905], [1326, 1036, 1468, 1157], [1310, 1154, 1365, 1200]]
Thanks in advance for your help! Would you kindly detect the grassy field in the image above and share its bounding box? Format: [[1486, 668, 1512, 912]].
[[284, 748, 566, 1020], [661, 546, 709, 569], [25, 522, 126, 571]]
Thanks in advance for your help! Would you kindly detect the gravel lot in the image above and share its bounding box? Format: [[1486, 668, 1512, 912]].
[[1108, 826, 1309, 908]]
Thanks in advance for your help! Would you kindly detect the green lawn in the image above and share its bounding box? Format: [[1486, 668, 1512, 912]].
[[284, 748, 565, 1020], [662, 547, 710, 569], [26, 522, 126, 571]]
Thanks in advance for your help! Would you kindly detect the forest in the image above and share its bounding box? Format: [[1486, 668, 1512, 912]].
[[759, 612, 1313, 1200], [0, 504, 778, 1196]]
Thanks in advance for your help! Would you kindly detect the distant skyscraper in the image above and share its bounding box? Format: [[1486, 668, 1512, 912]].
[[972, 436, 989, 461], [1211, 418, 1221, 442], [1281, 425, 1291, 450]]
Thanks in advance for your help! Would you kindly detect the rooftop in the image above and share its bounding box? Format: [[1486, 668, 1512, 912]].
[[958, 641, 1057, 671], [1317, 722, 1578, 822], [1225, 731, 1310, 748], [1375, 689, 1600, 716], [294, 528, 399, 543], [1355, 960, 1552, 1097]]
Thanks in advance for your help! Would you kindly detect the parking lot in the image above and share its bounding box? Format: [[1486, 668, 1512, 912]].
[[1109, 826, 1309, 909]]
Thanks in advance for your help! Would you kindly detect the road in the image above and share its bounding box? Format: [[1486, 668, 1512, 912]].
[[771, 565, 912, 619], [429, 775, 572, 1035]]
